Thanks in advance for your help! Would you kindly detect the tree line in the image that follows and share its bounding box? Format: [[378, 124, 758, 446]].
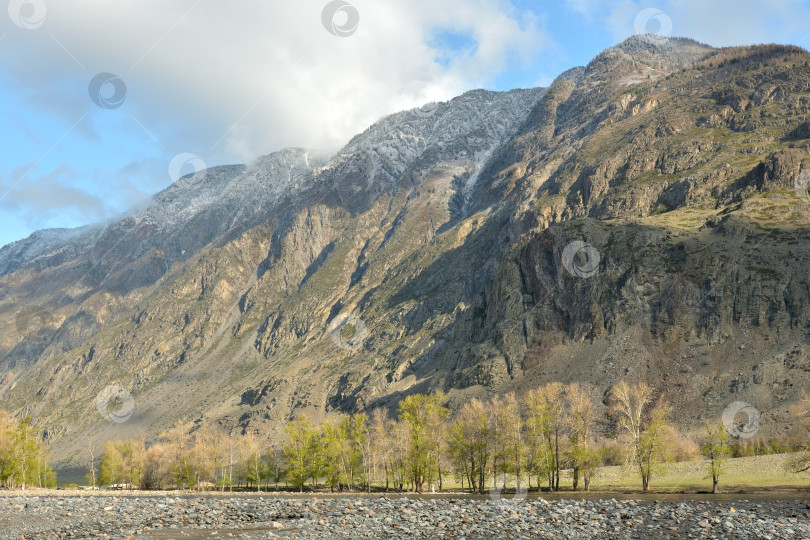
[[92, 381, 744, 493], [10, 382, 810, 493]]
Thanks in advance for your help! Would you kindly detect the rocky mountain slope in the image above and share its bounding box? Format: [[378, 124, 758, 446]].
[[3, 35, 810, 464]]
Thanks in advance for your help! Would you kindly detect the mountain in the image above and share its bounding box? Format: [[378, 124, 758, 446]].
[[3, 35, 810, 465]]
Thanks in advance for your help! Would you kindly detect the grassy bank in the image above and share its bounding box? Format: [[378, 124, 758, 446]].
[[51, 453, 810, 495]]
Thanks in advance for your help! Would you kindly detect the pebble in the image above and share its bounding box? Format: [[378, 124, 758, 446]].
[[0, 494, 806, 539]]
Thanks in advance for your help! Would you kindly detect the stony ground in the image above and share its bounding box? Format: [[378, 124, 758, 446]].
[[0, 493, 809, 539]]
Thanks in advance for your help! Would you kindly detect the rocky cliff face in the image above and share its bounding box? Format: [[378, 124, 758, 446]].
[[2, 35, 810, 463], [443, 36, 810, 439]]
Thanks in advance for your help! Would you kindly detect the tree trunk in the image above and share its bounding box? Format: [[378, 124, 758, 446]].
[[712, 476, 718, 494], [554, 428, 560, 491]]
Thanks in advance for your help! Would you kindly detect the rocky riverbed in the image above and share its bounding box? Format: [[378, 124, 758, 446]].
[[0, 493, 809, 539]]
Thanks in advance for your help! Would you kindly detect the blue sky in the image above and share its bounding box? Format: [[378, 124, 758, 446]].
[[1, 0, 810, 249]]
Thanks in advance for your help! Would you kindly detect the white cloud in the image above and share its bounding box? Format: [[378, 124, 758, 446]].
[[0, 164, 107, 227], [0, 0, 551, 164], [564, 0, 601, 18]]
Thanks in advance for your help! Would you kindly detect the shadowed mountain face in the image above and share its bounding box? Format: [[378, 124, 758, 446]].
[[3, 35, 810, 464]]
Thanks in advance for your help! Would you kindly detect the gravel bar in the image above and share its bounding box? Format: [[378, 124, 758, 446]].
[[1, 494, 809, 539]]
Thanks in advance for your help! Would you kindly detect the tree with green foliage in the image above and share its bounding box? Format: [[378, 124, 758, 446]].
[[424, 400, 448, 492], [265, 445, 286, 491], [98, 441, 124, 486], [14, 418, 40, 489], [636, 402, 673, 491], [0, 413, 55, 489], [283, 415, 318, 492], [700, 422, 731, 493], [611, 381, 673, 491], [447, 398, 491, 493], [524, 383, 564, 490], [345, 413, 366, 490], [240, 432, 265, 492], [162, 420, 194, 489], [491, 393, 525, 493], [398, 393, 448, 493], [320, 414, 366, 491], [119, 438, 144, 487], [321, 415, 350, 491], [351, 413, 371, 492], [0, 413, 17, 487], [98, 440, 143, 488], [565, 384, 599, 491]]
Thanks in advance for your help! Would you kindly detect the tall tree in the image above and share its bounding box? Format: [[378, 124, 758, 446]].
[[140, 444, 172, 490], [120, 438, 145, 487], [611, 381, 672, 491], [565, 384, 599, 491], [398, 393, 448, 493], [524, 383, 564, 490], [241, 432, 265, 492], [15, 418, 41, 490], [390, 419, 410, 491], [322, 415, 350, 491], [161, 420, 193, 489], [351, 413, 372, 493], [98, 441, 124, 486], [0, 412, 17, 487], [447, 398, 491, 493], [491, 393, 525, 492], [220, 433, 240, 492], [369, 409, 393, 492], [190, 421, 220, 490], [283, 415, 318, 492], [700, 422, 731, 494], [265, 444, 286, 491], [347, 413, 366, 491]]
